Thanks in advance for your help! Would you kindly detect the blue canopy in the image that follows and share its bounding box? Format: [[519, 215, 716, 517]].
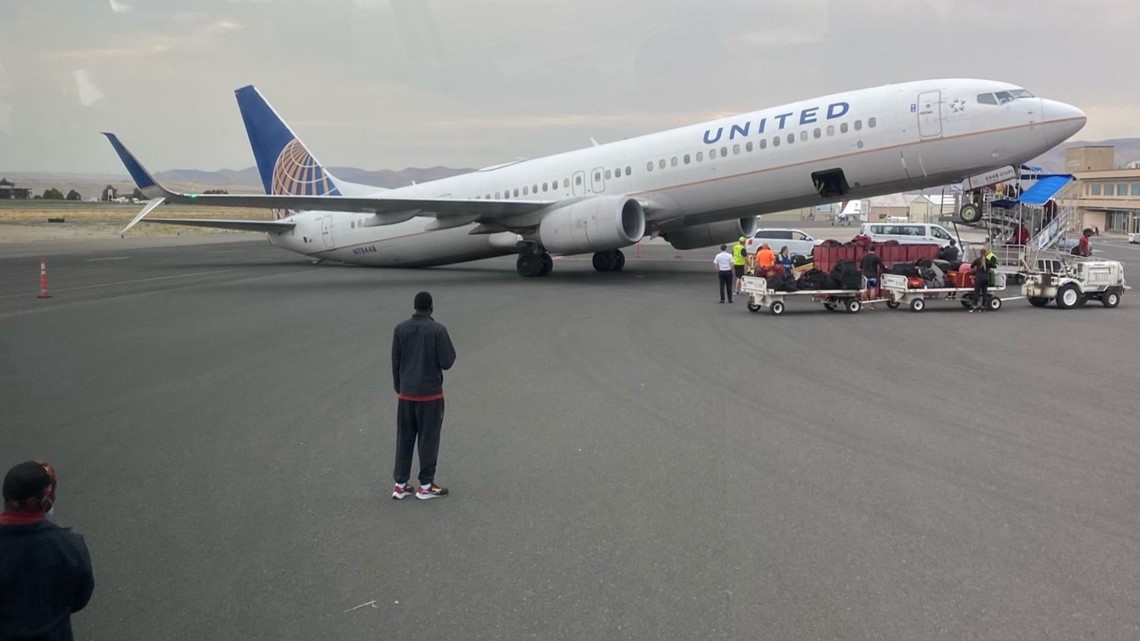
[[990, 174, 1074, 209]]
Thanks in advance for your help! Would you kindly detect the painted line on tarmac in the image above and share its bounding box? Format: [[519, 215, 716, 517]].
[[85, 256, 130, 262], [0, 269, 243, 300]]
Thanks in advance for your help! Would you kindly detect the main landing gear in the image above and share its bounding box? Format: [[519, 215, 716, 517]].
[[592, 249, 626, 273], [516, 244, 553, 278]]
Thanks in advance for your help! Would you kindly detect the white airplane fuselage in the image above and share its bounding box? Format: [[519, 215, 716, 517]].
[[266, 79, 1085, 267]]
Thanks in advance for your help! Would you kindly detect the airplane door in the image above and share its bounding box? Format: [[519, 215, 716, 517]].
[[321, 215, 334, 249], [590, 167, 606, 193], [917, 91, 943, 138], [572, 170, 586, 196]]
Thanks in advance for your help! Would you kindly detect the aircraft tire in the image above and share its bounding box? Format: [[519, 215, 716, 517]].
[[614, 250, 626, 272], [540, 253, 554, 277], [592, 251, 616, 272], [517, 253, 544, 278]]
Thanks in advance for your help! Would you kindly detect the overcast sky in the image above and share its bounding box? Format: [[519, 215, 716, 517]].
[[0, 0, 1134, 174]]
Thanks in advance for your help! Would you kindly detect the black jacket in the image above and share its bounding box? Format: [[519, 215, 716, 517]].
[[391, 313, 457, 397], [0, 520, 94, 641]]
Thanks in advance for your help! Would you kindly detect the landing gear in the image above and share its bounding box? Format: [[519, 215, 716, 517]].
[[516, 243, 553, 278], [592, 249, 626, 273], [959, 203, 982, 224]]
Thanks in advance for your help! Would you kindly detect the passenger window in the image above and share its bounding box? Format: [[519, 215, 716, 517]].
[[745, 141, 753, 152], [854, 120, 862, 131], [800, 131, 808, 142], [732, 144, 740, 155], [604, 170, 611, 180], [659, 159, 666, 169], [868, 117, 876, 128], [647, 162, 654, 172], [787, 133, 794, 144], [684, 154, 691, 164], [813, 128, 821, 139], [696, 151, 703, 161], [495, 192, 501, 199], [513, 188, 519, 197], [532, 184, 538, 193], [720, 147, 728, 158], [523, 186, 529, 195], [773, 136, 780, 147], [840, 122, 849, 134], [542, 183, 548, 192], [671, 157, 678, 167], [593, 172, 600, 182], [624, 166, 631, 176], [977, 93, 997, 105], [563, 178, 570, 188], [827, 125, 835, 136], [574, 176, 582, 185], [759, 139, 767, 149]]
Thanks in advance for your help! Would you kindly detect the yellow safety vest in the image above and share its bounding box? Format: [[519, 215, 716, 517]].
[[732, 244, 746, 266]]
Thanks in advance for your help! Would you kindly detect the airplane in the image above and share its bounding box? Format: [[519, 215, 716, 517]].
[[103, 79, 1086, 278]]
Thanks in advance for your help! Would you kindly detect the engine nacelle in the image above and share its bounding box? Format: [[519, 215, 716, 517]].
[[662, 217, 759, 250], [538, 196, 645, 254]]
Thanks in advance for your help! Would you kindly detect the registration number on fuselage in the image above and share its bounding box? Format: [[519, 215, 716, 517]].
[[351, 245, 378, 256]]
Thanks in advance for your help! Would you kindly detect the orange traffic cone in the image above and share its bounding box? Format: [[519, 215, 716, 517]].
[[37, 257, 51, 299]]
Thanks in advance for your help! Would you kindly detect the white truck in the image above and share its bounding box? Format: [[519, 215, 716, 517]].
[[1022, 258, 1127, 309]]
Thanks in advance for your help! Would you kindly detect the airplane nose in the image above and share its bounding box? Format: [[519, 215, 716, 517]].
[[1041, 98, 1087, 138]]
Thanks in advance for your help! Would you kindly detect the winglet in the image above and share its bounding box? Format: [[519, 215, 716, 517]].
[[119, 197, 167, 235], [101, 132, 165, 198]]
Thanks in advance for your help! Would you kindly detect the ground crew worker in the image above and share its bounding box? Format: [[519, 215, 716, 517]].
[[732, 237, 747, 293], [756, 243, 776, 272], [860, 246, 884, 305], [970, 246, 998, 312], [714, 244, 734, 303], [777, 246, 794, 273], [391, 291, 456, 500], [0, 461, 94, 641], [1076, 228, 1092, 257]]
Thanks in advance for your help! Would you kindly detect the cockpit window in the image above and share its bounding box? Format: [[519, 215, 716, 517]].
[[978, 89, 1034, 105]]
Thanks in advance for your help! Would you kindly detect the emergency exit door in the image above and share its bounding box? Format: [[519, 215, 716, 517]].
[[917, 91, 942, 138]]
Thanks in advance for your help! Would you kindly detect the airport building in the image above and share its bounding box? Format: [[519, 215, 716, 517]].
[[0, 178, 31, 199], [1058, 146, 1140, 235]]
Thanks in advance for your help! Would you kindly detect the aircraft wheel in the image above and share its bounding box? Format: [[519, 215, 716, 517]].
[[770, 301, 785, 316], [613, 250, 626, 272], [910, 298, 925, 312], [1028, 297, 1049, 307], [959, 203, 982, 224], [517, 253, 544, 278], [592, 251, 616, 272], [539, 253, 554, 277], [1102, 288, 1122, 308], [1056, 283, 1080, 309]]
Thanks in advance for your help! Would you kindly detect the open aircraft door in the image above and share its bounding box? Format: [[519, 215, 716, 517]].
[[917, 91, 943, 138]]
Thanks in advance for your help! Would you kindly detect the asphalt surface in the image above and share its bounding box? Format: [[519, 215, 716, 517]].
[[2, 235, 1139, 641]]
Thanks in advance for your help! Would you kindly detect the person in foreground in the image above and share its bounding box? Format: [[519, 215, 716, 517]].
[[0, 461, 94, 641], [391, 292, 457, 500]]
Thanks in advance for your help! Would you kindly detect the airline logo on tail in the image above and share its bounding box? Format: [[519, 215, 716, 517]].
[[270, 139, 340, 219]]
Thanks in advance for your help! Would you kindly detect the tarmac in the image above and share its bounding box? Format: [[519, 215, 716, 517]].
[[2, 233, 1139, 640]]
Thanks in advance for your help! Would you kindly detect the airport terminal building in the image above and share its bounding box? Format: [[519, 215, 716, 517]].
[[1060, 146, 1140, 235]]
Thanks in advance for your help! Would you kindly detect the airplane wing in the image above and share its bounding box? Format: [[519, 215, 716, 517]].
[[103, 133, 555, 234], [130, 218, 297, 233]]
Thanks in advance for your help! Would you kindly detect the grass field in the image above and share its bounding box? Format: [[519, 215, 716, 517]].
[[0, 201, 269, 242]]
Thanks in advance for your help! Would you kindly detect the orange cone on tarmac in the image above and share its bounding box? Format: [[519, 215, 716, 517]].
[[37, 257, 51, 299]]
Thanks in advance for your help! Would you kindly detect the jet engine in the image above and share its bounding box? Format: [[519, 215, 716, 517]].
[[538, 196, 645, 254], [662, 217, 759, 250]]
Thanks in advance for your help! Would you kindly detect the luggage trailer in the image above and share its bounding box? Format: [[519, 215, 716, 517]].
[[741, 275, 885, 315], [879, 273, 1015, 312]]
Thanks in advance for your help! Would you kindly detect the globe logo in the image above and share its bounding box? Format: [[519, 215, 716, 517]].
[[270, 139, 336, 219]]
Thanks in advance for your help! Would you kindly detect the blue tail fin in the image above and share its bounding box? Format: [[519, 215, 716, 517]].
[[234, 85, 342, 199]]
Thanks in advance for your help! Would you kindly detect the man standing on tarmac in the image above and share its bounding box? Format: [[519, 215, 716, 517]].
[[732, 237, 748, 294], [391, 292, 456, 500], [0, 461, 94, 641], [970, 246, 998, 312], [714, 244, 734, 303]]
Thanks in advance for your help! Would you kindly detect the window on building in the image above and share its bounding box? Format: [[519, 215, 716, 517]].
[[1090, 183, 1102, 196], [840, 122, 849, 134], [1117, 183, 1128, 196], [1132, 183, 1140, 197], [868, 117, 877, 128], [1104, 184, 1115, 196]]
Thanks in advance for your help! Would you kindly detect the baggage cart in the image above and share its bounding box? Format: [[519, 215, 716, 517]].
[[741, 275, 874, 315], [880, 272, 1009, 312]]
